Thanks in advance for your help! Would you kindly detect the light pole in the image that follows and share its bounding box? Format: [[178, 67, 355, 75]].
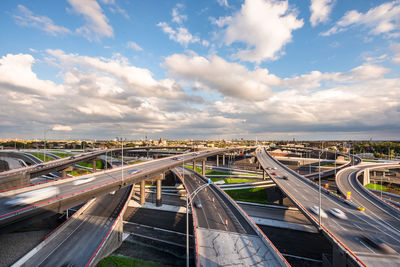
[[180, 165, 224, 267], [43, 129, 51, 162], [318, 149, 322, 228], [114, 124, 124, 182]]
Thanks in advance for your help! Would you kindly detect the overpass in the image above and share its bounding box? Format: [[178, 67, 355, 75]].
[[173, 166, 288, 266], [256, 147, 400, 267], [0, 148, 250, 232]]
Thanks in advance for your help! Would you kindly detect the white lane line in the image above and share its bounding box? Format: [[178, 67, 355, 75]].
[[358, 239, 376, 254], [35, 218, 86, 266], [329, 218, 346, 231]]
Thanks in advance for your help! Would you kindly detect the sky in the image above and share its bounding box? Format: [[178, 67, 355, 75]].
[[0, 0, 399, 141]]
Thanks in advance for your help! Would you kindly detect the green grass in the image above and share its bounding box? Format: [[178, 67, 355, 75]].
[[365, 183, 386, 191], [225, 187, 268, 204], [97, 255, 163, 267], [184, 165, 257, 177], [129, 160, 143, 165], [29, 152, 53, 162], [77, 160, 104, 169], [211, 178, 258, 184]]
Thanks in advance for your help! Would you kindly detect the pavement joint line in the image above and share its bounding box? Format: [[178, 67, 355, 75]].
[[127, 232, 188, 248], [280, 253, 323, 263], [123, 221, 193, 237]]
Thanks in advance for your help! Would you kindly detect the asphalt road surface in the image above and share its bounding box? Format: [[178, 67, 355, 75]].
[[257, 147, 400, 266]]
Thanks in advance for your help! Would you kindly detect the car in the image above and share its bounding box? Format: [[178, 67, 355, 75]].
[[328, 208, 347, 219], [36, 164, 45, 168], [357, 206, 365, 211], [172, 157, 178, 160], [193, 201, 202, 209], [73, 176, 95, 185], [69, 156, 76, 160], [309, 206, 328, 218], [360, 235, 397, 254], [6, 187, 60, 206], [177, 157, 183, 160], [281, 175, 288, 180], [272, 172, 277, 176], [129, 169, 141, 175], [272, 167, 278, 170]]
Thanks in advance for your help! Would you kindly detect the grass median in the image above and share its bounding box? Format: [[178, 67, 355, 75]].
[[97, 255, 163, 267], [225, 187, 268, 204]]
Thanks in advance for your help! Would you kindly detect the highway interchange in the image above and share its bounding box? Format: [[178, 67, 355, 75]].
[[256, 147, 400, 266], [0, 146, 400, 266]]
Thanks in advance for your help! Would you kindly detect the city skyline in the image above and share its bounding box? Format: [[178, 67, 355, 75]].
[[0, 0, 399, 140]]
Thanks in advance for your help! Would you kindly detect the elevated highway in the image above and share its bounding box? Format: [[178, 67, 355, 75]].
[[256, 147, 400, 267], [174, 167, 288, 266], [0, 148, 246, 231]]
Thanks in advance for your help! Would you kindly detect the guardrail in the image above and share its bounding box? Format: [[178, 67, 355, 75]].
[[86, 184, 134, 266], [187, 168, 289, 266], [257, 147, 367, 267]]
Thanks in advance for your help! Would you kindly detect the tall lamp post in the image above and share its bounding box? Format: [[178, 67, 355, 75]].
[[180, 165, 224, 267], [43, 129, 51, 162], [318, 148, 322, 228], [114, 124, 124, 182]]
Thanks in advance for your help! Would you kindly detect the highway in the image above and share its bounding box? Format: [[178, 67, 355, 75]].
[[13, 185, 132, 266], [175, 167, 288, 266], [256, 147, 400, 266], [0, 148, 243, 231]]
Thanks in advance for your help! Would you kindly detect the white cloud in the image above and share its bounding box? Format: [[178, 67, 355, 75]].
[[126, 41, 143, 51], [52, 125, 72, 131], [172, 4, 187, 24], [309, 0, 335, 27], [0, 53, 64, 96], [46, 49, 186, 99], [163, 53, 280, 100], [67, 0, 113, 41], [13, 5, 71, 36], [392, 43, 400, 63], [217, 0, 229, 7], [322, 1, 400, 37], [157, 22, 199, 47], [217, 0, 303, 62]]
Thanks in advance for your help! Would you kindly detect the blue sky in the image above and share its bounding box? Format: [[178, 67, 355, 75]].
[[0, 0, 399, 140]]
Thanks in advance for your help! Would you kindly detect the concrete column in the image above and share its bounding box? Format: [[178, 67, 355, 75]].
[[216, 155, 219, 167], [140, 180, 145, 205], [222, 154, 225, 166], [362, 169, 370, 186], [92, 158, 97, 171], [263, 170, 266, 180], [202, 160, 206, 176], [193, 160, 196, 172], [156, 174, 164, 207], [62, 169, 67, 178]]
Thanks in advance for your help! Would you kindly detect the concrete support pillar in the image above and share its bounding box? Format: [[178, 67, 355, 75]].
[[216, 155, 219, 167], [362, 169, 370, 186], [92, 158, 97, 171], [279, 190, 284, 205], [156, 173, 164, 207], [140, 180, 145, 205], [263, 170, 266, 180], [62, 169, 67, 178], [193, 160, 196, 172], [222, 154, 225, 166], [202, 159, 206, 176]]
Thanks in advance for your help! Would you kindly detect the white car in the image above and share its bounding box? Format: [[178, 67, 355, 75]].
[[6, 187, 60, 206], [310, 206, 328, 218], [272, 167, 277, 170], [329, 208, 347, 219], [129, 169, 141, 175], [73, 176, 95, 185]]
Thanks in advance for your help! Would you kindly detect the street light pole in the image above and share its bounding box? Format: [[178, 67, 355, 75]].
[[114, 124, 124, 182], [43, 129, 51, 162], [318, 149, 321, 228]]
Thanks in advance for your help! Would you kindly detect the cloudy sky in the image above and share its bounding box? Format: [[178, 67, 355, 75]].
[[0, 0, 399, 141]]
